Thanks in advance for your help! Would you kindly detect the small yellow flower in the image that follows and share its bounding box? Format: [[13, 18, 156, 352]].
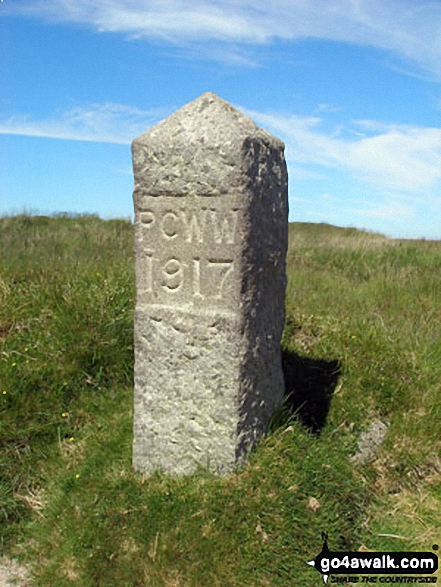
[[2, 390, 7, 395], [61, 412, 68, 418], [24, 347, 29, 352], [75, 474, 80, 479], [11, 362, 17, 367], [69, 437, 75, 442]]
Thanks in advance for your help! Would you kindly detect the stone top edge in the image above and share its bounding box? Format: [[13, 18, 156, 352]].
[[132, 92, 284, 149]]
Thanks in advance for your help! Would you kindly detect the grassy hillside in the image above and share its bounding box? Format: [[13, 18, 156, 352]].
[[1, 215, 440, 586]]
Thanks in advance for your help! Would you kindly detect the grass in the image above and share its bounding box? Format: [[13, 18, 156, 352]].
[[1, 215, 440, 585]]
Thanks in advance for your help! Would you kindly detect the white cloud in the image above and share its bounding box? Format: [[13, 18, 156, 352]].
[[345, 126, 441, 192], [3, 99, 440, 208], [9, 0, 441, 78], [245, 108, 441, 196], [0, 103, 168, 144]]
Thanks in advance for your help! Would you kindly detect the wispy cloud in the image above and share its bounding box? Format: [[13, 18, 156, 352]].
[[0, 103, 169, 144], [245, 108, 441, 196], [3, 100, 441, 208], [9, 0, 441, 77]]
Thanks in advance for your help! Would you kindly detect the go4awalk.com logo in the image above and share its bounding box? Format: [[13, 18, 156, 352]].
[[307, 533, 439, 584]]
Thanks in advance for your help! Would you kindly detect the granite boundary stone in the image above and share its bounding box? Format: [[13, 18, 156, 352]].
[[132, 92, 288, 475]]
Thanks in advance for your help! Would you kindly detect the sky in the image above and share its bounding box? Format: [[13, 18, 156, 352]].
[[1, 0, 441, 239]]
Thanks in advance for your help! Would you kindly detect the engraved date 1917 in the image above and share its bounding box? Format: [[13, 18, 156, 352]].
[[140, 254, 234, 300]]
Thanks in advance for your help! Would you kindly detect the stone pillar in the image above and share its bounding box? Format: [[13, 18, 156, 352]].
[[132, 92, 288, 475]]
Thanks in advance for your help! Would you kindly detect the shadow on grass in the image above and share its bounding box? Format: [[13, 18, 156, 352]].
[[280, 349, 341, 434]]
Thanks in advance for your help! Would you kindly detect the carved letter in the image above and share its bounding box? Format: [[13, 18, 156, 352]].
[[139, 210, 155, 228], [180, 209, 207, 243], [161, 211, 178, 239], [210, 210, 238, 244]]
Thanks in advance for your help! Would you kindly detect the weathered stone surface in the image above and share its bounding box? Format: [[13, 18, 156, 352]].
[[132, 92, 288, 475]]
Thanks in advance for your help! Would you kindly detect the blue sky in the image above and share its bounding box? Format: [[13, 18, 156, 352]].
[[1, 0, 441, 239]]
